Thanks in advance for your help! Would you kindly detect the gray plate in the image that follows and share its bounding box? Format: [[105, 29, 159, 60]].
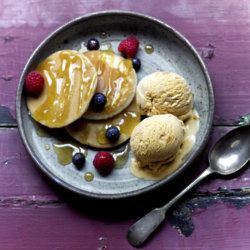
[[16, 10, 214, 200]]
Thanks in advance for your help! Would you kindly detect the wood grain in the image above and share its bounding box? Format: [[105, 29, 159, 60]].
[[0, 127, 250, 249], [1, 0, 250, 125], [0, 187, 248, 249], [1, 0, 250, 249]]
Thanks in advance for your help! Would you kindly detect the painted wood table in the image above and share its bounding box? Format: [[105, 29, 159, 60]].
[[1, 0, 250, 249]]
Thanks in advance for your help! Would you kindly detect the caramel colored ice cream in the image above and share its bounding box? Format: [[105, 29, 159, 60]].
[[130, 110, 199, 180], [130, 114, 184, 164], [136, 72, 194, 120]]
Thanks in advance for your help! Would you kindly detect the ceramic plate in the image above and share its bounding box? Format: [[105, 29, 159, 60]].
[[16, 11, 214, 200]]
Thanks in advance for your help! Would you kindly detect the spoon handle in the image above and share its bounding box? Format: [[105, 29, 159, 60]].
[[127, 167, 214, 247]]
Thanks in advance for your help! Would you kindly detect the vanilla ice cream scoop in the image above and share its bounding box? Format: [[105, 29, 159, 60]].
[[136, 72, 194, 120], [130, 114, 184, 164]]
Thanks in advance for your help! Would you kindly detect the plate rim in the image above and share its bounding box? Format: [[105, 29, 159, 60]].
[[16, 10, 214, 200]]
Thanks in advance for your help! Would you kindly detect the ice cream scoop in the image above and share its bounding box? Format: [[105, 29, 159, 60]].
[[130, 114, 184, 164], [136, 72, 194, 120], [130, 110, 199, 180]]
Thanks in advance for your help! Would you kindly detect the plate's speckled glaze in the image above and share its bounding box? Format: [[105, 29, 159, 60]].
[[16, 11, 214, 200]]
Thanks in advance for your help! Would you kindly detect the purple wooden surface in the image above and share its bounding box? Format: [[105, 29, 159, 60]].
[[1, 0, 250, 124], [1, 127, 250, 249], [1, 0, 250, 249], [0, 201, 249, 250]]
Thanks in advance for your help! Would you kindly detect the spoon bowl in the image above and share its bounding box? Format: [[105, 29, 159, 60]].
[[127, 125, 250, 247], [209, 125, 250, 175]]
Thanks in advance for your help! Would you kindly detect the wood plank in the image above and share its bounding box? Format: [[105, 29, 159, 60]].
[[0, 194, 248, 249], [1, 0, 250, 125], [2, 125, 250, 246]]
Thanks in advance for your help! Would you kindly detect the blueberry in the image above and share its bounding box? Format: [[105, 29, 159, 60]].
[[91, 93, 107, 111], [106, 127, 120, 142], [132, 57, 141, 71], [72, 153, 85, 169], [87, 38, 100, 50]]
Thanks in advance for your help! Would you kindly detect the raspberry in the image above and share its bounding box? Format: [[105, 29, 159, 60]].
[[93, 151, 115, 175], [118, 37, 139, 58], [25, 71, 44, 95]]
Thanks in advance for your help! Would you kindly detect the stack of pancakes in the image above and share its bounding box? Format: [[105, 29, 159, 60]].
[[26, 50, 140, 148]]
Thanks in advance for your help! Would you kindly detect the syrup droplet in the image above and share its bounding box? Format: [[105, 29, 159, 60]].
[[145, 44, 154, 54], [84, 172, 94, 181], [113, 144, 130, 169], [100, 42, 114, 53], [97, 129, 109, 145], [100, 32, 107, 39], [45, 144, 50, 150], [53, 142, 87, 165]]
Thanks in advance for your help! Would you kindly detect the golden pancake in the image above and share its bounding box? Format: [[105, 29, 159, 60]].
[[26, 50, 97, 128], [83, 51, 137, 120], [66, 98, 141, 148]]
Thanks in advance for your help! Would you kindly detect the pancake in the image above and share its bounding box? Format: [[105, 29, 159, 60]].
[[83, 51, 137, 120], [66, 98, 141, 148], [26, 50, 97, 128]]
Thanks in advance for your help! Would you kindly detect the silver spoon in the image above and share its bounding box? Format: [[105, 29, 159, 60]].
[[127, 125, 250, 247]]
